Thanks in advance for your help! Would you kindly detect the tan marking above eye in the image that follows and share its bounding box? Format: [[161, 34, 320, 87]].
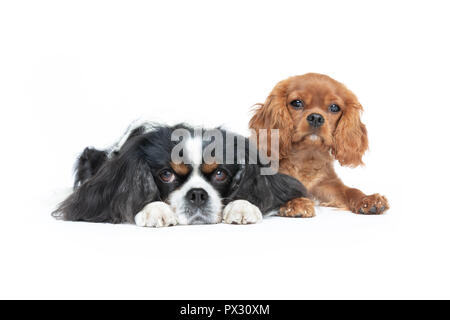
[[201, 163, 219, 174], [169, 162, 190, 176]]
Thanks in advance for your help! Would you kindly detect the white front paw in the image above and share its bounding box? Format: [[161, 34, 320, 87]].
[[222, 200, 263, 225], [134, 202, 178, 228]]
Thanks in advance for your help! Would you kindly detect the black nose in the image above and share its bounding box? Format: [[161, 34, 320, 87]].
[[307, 113, 325, 128], [186, 188, 209, 207]]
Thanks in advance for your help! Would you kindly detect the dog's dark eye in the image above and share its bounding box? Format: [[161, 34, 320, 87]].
[[213, 169, 227, 182], [329, 104, 341, 113], [290, 100, 304, 110], [159, 169, 175, 183]]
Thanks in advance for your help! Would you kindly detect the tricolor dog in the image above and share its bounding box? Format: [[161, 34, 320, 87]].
[[53, 122, 308, 227]]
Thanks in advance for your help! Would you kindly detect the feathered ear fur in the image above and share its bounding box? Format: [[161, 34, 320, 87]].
[[333, 95, 369, 167], [73, 147, 108, 189], [53, 138, 159, 224], [249, 80, 293, 159], [226, 164, 307, 215]]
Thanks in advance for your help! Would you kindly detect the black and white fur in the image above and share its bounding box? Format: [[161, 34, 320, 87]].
[[53, 122, 308, 227]]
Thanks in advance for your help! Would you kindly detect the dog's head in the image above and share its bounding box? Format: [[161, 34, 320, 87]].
[[140, 126, 247, 225], [250, 73, 368, 166]]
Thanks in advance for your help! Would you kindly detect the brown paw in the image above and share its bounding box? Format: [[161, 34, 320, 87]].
[[279, 198, 316, 218], [354, 194, 389, 215]]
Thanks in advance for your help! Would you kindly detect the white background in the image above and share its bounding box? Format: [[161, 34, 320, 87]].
[[1, 0, 449, 299]]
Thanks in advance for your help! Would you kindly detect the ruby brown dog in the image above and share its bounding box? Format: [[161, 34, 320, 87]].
[[250, 73, 389, 217]]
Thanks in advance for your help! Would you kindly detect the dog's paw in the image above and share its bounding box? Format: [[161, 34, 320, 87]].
[[354, 194, 389, 215], [222, 200, 263, 225], [279, 197, 316, 218], [134, 202, 178, 227]]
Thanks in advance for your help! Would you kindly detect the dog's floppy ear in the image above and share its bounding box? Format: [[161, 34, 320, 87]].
[[73, 147, 108, 189], [226, 164, 307, 214], [53, 137, 159, 224], [249, 80, 293, 159], [333, 93, 368, 167]]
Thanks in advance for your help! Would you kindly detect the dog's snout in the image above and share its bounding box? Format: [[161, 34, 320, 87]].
[[307, 113, 325, 128], [186, 188, 209, 207]]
